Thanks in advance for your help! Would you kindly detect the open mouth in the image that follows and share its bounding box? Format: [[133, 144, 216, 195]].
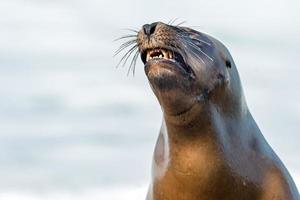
[[141, 48, 194, 77]]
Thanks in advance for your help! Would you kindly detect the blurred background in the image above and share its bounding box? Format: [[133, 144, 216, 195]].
[[0, 0, 299, 199]]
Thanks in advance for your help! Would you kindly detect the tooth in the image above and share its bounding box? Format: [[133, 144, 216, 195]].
[[146, 53, 150, 62], [159, 54, 163, 58], [161, 50, 167, 58]]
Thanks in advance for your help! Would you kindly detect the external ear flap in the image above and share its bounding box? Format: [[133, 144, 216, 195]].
[[225, 60, 231, 68]]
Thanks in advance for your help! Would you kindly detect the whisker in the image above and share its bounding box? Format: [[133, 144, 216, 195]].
[[176, 20, 187, 27], [187, 40, 214, 61], [114, 39, 137, 56], [123, 28, 139, 33], [180, 40, 205, 64], [121, 45, 138, 68], [169, 18, 179, 25], [132, 51, 140, 76], [198, 48, 214, 61], [127, 50, 140, 76], [114, 35, 137, 42], [192, 38, 212, 46], [185, 25, 203, 29], [189, 48, 206, 64], [180, 34, 212, 46], [167, 18, 174, 25], [116, 45, 138, 68], [185, 40, 214, 62], [176, 31, 214, 62]]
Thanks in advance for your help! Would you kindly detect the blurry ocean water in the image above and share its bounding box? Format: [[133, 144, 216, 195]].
[[0, 0, 299, 199]]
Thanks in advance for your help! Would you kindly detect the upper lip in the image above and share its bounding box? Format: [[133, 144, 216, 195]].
[[141, 47, 195, 77]]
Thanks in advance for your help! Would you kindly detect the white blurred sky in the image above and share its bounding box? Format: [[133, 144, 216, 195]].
[[0, 0, 299, 199]]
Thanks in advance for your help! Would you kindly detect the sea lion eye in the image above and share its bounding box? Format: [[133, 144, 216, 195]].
[[225, 60, 231, 68], [191, 39, 204, 48]]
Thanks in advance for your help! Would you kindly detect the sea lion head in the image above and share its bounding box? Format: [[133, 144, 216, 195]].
[[136, 22, 245, 123]]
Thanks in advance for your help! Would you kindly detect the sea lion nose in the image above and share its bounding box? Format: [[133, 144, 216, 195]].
[[143, 22, 158, 36]]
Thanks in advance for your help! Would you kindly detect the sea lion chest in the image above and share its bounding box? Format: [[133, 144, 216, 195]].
[[148, 126, 265, 200]]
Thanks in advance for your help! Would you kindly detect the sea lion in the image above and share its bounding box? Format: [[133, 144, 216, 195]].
[[122, 22, 300, 199]]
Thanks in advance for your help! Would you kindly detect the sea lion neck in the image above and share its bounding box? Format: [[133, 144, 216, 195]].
[[163, 100, 246, 137]]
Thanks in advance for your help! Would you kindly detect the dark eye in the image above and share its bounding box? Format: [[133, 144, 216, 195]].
[[191, 39, 204, 48], [225, 60, 231, 68]]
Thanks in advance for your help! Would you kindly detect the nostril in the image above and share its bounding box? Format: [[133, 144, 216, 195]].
[[143, 22, 158, 36], [149, 22, 157, 34], [143, 24, 150, 35]]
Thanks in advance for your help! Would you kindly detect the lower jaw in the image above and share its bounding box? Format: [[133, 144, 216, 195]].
[[144, 59, 193, 77], [147, 72, 193, 93]]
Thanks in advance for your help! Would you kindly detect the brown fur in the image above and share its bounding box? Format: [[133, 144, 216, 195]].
[[136, 22, 299, 200]]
